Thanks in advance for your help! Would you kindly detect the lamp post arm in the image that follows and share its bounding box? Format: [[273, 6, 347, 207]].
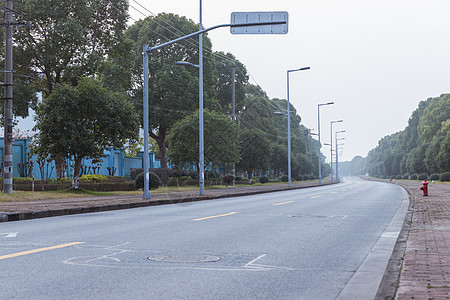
[[146, 21, 287, 53]]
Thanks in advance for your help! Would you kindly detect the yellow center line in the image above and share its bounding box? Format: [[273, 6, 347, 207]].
[[331, 192, 337, 194], [273, 201, 294, 206], [193, 212, 238, 221], [311, 195, 321, 198], [0, 242, 85, 260]]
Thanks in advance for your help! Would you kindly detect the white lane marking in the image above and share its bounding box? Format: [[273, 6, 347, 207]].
[[244, 254, 266, 267], [1, 232, 18, 238], [342, 215, 349, 219]]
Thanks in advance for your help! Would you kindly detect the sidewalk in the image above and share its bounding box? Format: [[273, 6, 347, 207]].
[[392, 180, 450, 300], [0, 180, 329, 222], [371, 178, 450, 300]]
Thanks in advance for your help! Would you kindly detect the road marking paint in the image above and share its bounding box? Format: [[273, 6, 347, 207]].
[[342, 215, 349, 219], [273, 201, 294, 206], [0, 242, 85, 260], [1, 232, 18, 238], [193, 212, 238, 221], [330, 192, 337, 194], [310, 195, 321, 199], [245, 254, 267, 267]]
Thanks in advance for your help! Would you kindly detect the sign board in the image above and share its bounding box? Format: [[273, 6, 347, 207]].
[[230, 11, 288, 34]]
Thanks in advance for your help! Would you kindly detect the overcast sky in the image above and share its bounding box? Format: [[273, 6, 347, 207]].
[[17, 0, 450, 162]]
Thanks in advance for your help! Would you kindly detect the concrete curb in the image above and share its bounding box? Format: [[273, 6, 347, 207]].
[[337, 184, 410, 300], [0, 181, 337, 222], [359, 178, 414, 300]]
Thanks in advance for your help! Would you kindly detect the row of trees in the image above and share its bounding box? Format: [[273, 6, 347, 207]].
[[4, 1, 330, 186], [343, 94, 449, 177]]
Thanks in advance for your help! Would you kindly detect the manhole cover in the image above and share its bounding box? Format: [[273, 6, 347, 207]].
[[148, 254, 220, 263]]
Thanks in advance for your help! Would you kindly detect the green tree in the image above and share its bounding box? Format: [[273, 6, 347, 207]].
[[237, 129, 272, 183], [13, 0, 128, 98], [435, 120, 450, 172], [213, 52, 248, 115], [418, 94, 450, 143], [270, 142, 287, 179], [34, 77, 139, 188], [167, 109, 240, 171], [405, 144, 429, 175]]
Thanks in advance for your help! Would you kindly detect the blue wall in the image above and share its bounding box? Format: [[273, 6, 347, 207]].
[[0, 138, 163, 180]]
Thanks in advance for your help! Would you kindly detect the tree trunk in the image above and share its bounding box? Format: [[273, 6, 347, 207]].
[[55, 159, 67, 180], [150, 127, 168, 169], [72, 157, 82, 190], [247, 169, 253, 184]]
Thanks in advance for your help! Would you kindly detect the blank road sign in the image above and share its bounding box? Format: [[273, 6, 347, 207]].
[[230, 11, 288, 34]]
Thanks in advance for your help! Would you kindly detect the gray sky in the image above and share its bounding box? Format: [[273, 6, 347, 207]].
[[17, 0, 450, 162]]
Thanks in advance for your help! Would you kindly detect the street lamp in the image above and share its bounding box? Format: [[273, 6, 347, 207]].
[[317, 102, 334, 184], [175, 61, 199, 68], [330, 119, 343, 183], [285, 67, 310, 187], [335, 130, 345, 181], [223, 64, 244, 186], [174, 60, 205, 195]]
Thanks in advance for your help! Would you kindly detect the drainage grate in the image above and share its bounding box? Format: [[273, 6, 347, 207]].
[[148, 254, 220, 263]]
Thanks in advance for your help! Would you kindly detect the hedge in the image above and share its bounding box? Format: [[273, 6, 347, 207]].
[[418, 174, 428, 181], [9, 181, 136, 191], [440, 172, 450, 182], [410, 174, 418, 180], [135, 172, 160, 189], [430, 174, 440, 181], [259, 176, 269, 184]]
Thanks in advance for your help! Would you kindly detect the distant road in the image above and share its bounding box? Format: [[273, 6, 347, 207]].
[[0, 177, 407, 299]]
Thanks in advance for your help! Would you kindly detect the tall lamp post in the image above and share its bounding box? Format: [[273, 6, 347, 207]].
[[335, 130, 345, 181], [310, 131, 318, 175], [317, 102, 334, 184], [285, 67, 310, 187], [223, 64, 244, 186], [198, 0, 205, 195], [330, 119, 343, 183]]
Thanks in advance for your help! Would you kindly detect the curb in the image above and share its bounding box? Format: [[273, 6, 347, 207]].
[[0, 181, 337, 222], [369, 181, 414, 300]]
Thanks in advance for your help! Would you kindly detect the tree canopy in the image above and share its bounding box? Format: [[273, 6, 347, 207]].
[[364, 93, 450, 177], [166, 109, 240, 170], [33, 77, 139, 184]]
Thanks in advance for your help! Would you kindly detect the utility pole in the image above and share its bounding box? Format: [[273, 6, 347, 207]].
[[3, 0, 14, 194], [223, 64, 243, 186], [1, 0, 30, 194]]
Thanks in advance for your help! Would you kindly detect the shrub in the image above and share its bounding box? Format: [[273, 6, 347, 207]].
[[223, 175, 234, 185], [235, 176, 241, 181], [403, 175, 409, 180], [80, 174, 109, 182], [294, 175, 303, 181], [281, 175, 289, 182], [418, 174, 427, 180], [135, 172, 160, 189], [259, 176, 269, 184], [396, 175, 403, 180], [410, 174, 418, 180], [440, 172, 450, 182], [430, 174, 440, 181]]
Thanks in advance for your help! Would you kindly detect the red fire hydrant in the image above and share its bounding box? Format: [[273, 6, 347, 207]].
[[420, 180, 428, 196]]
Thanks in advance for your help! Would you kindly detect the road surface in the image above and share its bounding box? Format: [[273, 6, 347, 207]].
[[0, 177, 407, 299]]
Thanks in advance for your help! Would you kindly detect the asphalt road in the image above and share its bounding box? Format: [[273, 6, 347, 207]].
[[0, 177, 407, 299]]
